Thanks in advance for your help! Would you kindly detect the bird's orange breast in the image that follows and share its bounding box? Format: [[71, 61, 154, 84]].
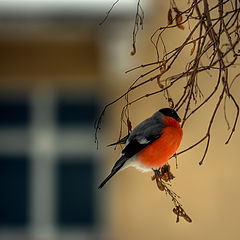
[[137, 116, 183, 168]]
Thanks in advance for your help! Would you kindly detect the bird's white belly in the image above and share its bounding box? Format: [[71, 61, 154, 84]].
[[122, 156, 156, 172]]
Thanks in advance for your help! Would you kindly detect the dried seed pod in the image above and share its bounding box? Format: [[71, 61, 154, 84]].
[[190, 40, 196, 55], [173, 207, 178, 215], [183, 214, 192, 223], [156, 179, 165, 191], [161, 164, 174, 181], [161, 172, 175, 182], [130, 43, 136, 56], [161, 164, 170, 174], [173, 206, 192, 223], [160, 60, 167, 73], [168, 8, 173, 25], [151, 175, 156, 181], [157, 77, 164, 89], [127, 117, 132, 132], [176, 15, 184, 29], [176, 13, 182, 24], [168, 98, 174, 108], [173, 207, 180, 223], [174, 8, 184, 30]]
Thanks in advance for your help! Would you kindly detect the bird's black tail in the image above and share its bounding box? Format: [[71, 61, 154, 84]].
[[106, 134, 129, 147], [98, 156, 128, 189]]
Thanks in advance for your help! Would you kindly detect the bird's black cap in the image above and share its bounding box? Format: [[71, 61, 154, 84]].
[[159, 108, 181, 122]]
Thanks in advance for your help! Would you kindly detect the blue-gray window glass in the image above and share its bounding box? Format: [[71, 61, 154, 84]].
[[56, 159, 95, 227], [0, 98, 30, 127], [56, 98, 99, 126], [0, 155, 29, 227]]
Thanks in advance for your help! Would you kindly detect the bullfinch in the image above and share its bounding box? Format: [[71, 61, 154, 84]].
[[98, 108, 182, 189]]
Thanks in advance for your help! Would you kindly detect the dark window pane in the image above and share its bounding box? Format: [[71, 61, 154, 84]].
[[0, 155, 29, 227], [57, 98, 99, 126], [0, 98, 30, 127], [57, 158, 95, 227]]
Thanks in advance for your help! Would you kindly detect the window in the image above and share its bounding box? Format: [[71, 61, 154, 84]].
[[57, 97, 99, 126], [0, 155, 29, 227], [57, 158, 95, 227], [0, 92, 101, 238], [0, 97, 30, 127]]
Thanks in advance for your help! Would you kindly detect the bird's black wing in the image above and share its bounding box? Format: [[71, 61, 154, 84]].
[[122, 133, 161, 159]]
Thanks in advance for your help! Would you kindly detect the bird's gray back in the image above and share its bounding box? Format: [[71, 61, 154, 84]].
[[127, 111, 165, 143]]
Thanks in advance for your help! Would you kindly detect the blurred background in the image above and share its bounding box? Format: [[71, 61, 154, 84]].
[[0, 1, 240, 240]]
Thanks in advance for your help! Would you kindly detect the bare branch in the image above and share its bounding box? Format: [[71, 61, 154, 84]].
[[96, 0, 240, 176], [99, 0, 120, 25]]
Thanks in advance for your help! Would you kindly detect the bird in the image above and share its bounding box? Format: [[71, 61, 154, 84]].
[[98, 108, 183, 189]]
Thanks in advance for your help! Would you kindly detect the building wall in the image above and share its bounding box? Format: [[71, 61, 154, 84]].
[[0, 1, 240, 240]]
